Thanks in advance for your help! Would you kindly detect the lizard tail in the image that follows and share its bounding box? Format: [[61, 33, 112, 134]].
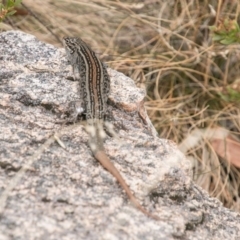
[[94, 150, 160, 220]]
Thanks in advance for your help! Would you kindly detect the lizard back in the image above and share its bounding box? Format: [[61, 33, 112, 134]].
[[63, 37, 110, 121]]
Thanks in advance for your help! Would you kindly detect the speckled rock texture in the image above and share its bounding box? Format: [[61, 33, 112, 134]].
[[0, 31, 239, 240]]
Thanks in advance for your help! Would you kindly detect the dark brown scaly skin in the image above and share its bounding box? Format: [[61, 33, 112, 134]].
[[63, 37, 159, 220]]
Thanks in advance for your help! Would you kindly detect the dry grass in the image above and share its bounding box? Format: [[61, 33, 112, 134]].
[[2, 0, 240, 211]]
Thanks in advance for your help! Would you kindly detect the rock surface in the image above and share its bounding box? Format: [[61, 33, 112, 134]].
[[0, 31, 239, 240]]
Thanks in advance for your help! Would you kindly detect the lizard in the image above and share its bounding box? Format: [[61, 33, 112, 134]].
[[62, 36, 160, 220]]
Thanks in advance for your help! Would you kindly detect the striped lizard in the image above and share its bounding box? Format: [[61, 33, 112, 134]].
[[62, 37, 159, 220]]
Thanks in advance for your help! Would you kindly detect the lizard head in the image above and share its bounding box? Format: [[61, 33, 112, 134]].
[[62, 37, 81, 54]]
